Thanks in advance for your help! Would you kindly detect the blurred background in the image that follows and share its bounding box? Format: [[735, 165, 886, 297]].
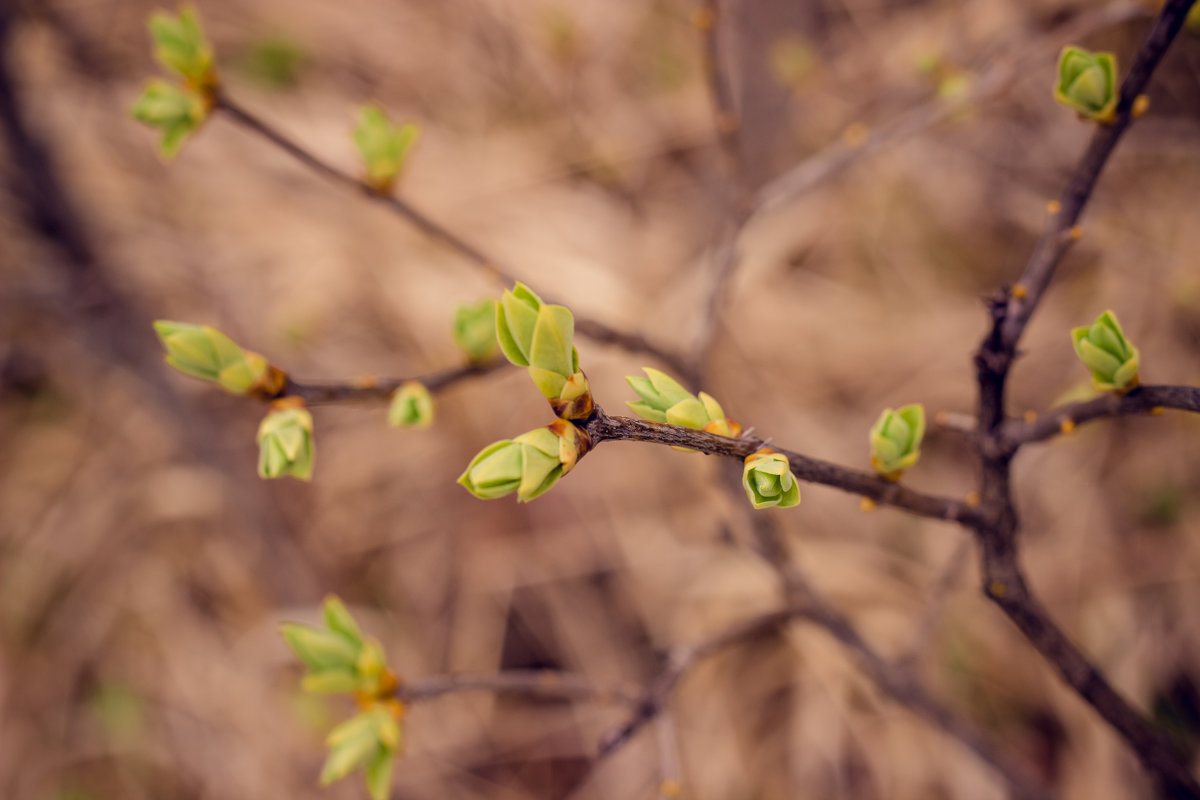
[[3, 0, 1200, 798]]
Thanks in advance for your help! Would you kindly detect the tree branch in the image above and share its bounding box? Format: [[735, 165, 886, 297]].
[[583, 408, 986, 527], [275, 359, 508, 405], [1001, 384, 1200, 448]]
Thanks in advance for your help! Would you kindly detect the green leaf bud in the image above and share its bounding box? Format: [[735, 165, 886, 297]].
[[742, 449, 801, 510], [869, 403, 925, 480], [1071, 309, 1140, 393], [1053, 47, 1118, 123], [495, 283, 584, 402], [352, 106, 419, 194], [257, 403, 315, 481], [388, 381, 434, 428], [281, 623, 360, 671], [131, 80, 207, 158], [148, 5, 217, 91], [458, 420, 592, 502], [321, 596, 364, 646], [452, 299, 499, 362], [321, 713, 384, 784], [153, 320, 284, 395], [625, 368, 741, 439]]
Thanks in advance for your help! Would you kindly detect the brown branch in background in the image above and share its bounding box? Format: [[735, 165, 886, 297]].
[[1002, 384, 1200, 447], [395, 669, 638, 707], [969, 2, 1200, 795], [210, 91, 692, 378], [275, 359, 507, 405], [583, 408, 986, 527]]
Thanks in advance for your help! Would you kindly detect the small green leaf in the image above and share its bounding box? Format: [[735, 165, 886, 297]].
[[869, 404, 925, 478], [132, 81, 207, 158], [353, 106, 419, 193], [452, 300, 498, 362], [281, 623, 359, 671], [388, 381, 434, 428], [1071, 309, 1140, 392], [148, 5, 216, 88], [364, 747, 397, 800], [742, 450, 801, 509]]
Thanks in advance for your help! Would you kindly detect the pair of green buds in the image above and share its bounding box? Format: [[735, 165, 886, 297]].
[[132, 6, 216, 157], [281, 597, 402, 800], [458, 284, 595, 502]]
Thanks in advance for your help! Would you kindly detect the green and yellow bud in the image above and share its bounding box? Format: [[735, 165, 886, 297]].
[[495, 283, 593, 418], [352, 106, 419, 194], [388, 381, 434, 428], [1071, 309, 1140, 393], [452, 299, 499, 362], [153, 320, 284, 395], [321, 706, 400, 789], [281, 623, 360, 672], [625, 368, 741, 438], [257, 401, 315, 481], [131, 80, 208, 159], [148, 5, 217, 92], [458, 421, 591, 502], [1053, 47, 1118, 123], [742, 449, 801, 510], [283, 596, 400, 700], [869, 404, 925, 480]]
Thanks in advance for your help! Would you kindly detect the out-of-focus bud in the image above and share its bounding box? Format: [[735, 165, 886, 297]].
[[495, 283, 593, 418], [352, 106, 419, 194], [148, 5, 217, 91], [281, 623, 359, 673], [153, 320, 285, 396], [257, 401, 315, 481], [388, 381, 434, 428], [458, 421, 591, 502], [131, 80, 207, 158], [869, 404, 925, 480], [452, 300, 499, 363], [742, 448, 801, 510], [1071, 310, 1140, 393], [1053, 47, 1118, 123], [321, 706, 401, 793], [625, 368, 741, 437]]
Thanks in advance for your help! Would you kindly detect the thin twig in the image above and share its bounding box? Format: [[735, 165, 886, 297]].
[[276, 359, 508, 406], [583, 408, 986, 527], [210, 91, 693, 377], [1001, 384, 1200, 448]]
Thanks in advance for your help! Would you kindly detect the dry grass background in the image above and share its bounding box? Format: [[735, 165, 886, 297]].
[[3, 0, 1200, 798]]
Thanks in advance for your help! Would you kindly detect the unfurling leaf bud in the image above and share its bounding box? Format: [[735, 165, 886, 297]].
[[869, 404, 925, 480], [131, 80, 207, 158], [625, 368, 741, 439], [153, 320, 284, 396], [282, 596, 399, 698], [321, 706, 401, 794], [452, 299, 499, 362], [495, 283, 593, 418], [1071, 310, 1140, 393], [257, 402, 315, 481], [1053, 47, 1117, 123], [148, 5, 217, 91], [388, 381, 434, 428], [353, 106, 419, 194], [742, 449, 801, 510], [458, 420, 591, 502], [281, 623, 359, 672]]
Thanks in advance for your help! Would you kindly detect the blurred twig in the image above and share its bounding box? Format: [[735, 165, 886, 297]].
[[970, 2, 1200, 795], [210, 91, 693, 378], [276, 359, 508, 405]]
